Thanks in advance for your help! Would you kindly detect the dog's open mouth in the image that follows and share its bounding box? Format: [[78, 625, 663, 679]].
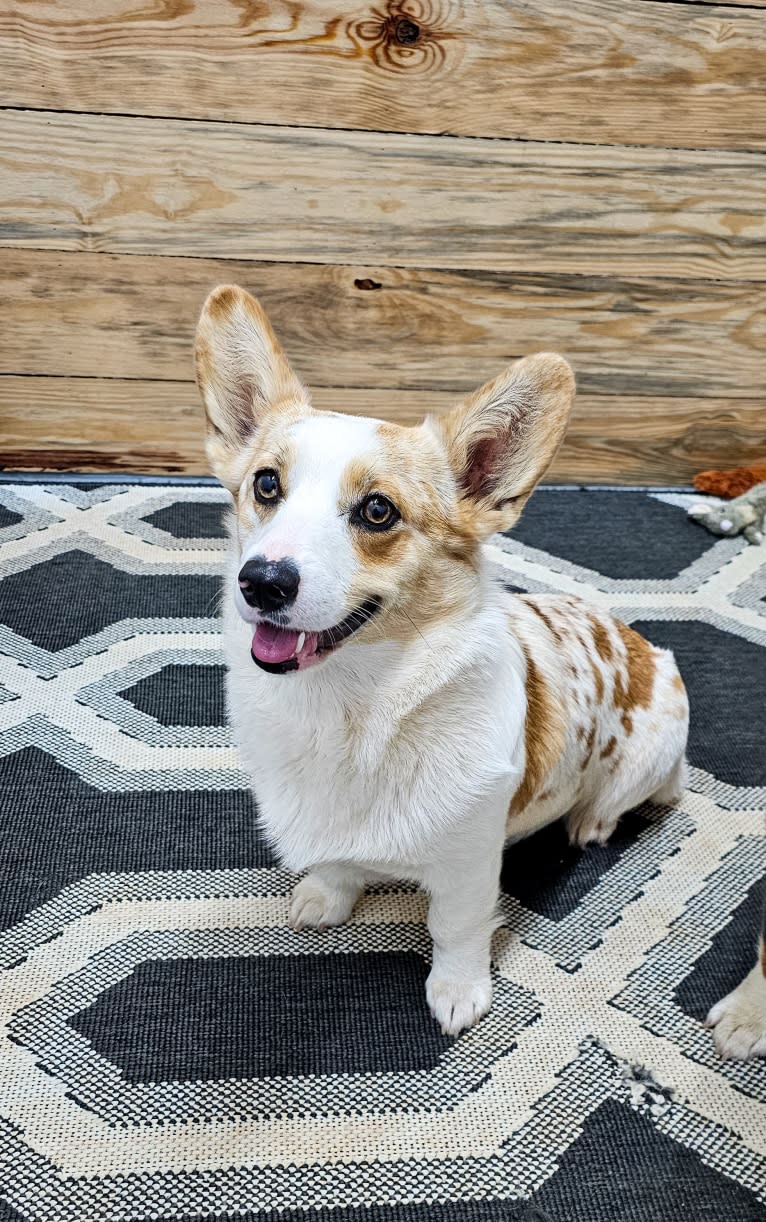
[[250, 597, 382, 674]]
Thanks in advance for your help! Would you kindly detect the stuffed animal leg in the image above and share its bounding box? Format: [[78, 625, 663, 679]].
[[688, 480, 766, 545]]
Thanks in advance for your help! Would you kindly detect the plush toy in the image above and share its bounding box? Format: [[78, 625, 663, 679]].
[[688, 481, 766, 545], [693, 462, 766, 499]]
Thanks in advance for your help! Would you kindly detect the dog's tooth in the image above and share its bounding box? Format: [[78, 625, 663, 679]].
[[296, 632, 306, 652]]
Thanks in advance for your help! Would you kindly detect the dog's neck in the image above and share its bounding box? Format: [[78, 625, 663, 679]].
[[237, 567, 509, 770]]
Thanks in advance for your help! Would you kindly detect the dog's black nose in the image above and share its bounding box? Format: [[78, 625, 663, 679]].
[[238, 557, 300, 612]]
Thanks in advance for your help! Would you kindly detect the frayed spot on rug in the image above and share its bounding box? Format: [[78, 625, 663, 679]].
[[622, 1061, 677, 1117]]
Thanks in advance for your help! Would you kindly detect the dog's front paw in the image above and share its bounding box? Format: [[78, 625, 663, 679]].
[[289, 873, 358, 932], [706, 965, 766, 1060], [426, 973, 492, 1036]]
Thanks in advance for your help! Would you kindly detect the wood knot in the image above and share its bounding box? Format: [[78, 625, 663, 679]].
[[354, 277, 382, 291], [395, 18, 420, 43], [352, 3, 452, 73]]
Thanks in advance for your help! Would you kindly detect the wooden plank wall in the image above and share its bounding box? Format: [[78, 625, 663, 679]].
[[0, 0, 764, 483]]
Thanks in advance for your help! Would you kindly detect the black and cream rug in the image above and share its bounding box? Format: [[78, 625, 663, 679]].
[[0, 480, 764, 1222]]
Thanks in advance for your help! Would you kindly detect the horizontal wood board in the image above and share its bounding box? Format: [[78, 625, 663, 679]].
[[3, 376, 763, 485], [2, 250, 764, 399], [1, 110, 765, 279], [0, 1, 764, 149]]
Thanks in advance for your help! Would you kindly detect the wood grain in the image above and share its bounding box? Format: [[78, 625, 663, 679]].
[[3, 250, 764, 399], [1, 110, 764, 278], [2, 376, 763, 485], [645, 0, 766, 8], [0, 1, 764, 150]]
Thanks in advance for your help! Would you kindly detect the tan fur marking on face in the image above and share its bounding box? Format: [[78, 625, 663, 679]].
[[589, 614, 614, 663], [621, 713, 634, 735], [613, 622, 656, 715], [246, 441, 296, 522], [340, 456, 410, 569], [341, 457, 377, 501], [242, 398, 310, 477], [672, 674, 685, 694], [353, 520, 410, 568], [524, 599, 563, 643], [345, 422, 484, 647], [600, 736, 618, 759], [379, 421, 479, 564], [239, 409, 301, 487], [508, 644, 566, 818], [231, 401, 313, 532]]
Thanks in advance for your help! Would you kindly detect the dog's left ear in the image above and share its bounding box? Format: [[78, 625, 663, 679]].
[[195, 285, 306, 491], [433, 353, 574, 536]]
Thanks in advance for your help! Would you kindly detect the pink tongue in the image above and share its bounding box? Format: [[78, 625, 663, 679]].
[[252, 622, 301, 664]]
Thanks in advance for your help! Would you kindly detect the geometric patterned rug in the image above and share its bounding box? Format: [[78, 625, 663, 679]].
[[0, 479, 763, 1222]]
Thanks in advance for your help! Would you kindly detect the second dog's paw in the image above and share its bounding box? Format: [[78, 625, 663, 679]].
[[289, 874, 358, 932], [566, 807, 615, 848], [706, 965, 766, 1060], [426, 973, 492, 1036]]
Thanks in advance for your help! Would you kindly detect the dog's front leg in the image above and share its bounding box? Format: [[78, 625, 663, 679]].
[[289, 863, 366, 931], [422, 812, 506, 1036]]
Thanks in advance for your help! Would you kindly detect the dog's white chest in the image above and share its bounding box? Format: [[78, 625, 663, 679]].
[[234, 710, 395, 868], [225, 627, 524, 874]]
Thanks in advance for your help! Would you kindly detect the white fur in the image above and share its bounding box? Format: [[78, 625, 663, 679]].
[[222, 428, 688, 1036], [225, 567, 524, 1034], [225, 577, 524, 871], [706, 962, 766, 1060]]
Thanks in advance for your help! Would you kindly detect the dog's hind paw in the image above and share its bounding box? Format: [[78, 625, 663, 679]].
[[289, 872, 360, 932], [566, 805, 617, 848], [426, 973, 492, 1036], [706, 964, 766, 1060]]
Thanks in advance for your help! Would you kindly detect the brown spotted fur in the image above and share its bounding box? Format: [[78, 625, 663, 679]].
[[504, 594, 687, 841], [508, 645, 567, 818]]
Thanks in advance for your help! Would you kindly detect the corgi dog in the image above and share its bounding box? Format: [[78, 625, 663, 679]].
[[195, 285, 690, 1035]]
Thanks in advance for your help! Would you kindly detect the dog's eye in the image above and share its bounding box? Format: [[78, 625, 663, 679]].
[[254, 469, 281, 504], [357, 494, 399, 531]]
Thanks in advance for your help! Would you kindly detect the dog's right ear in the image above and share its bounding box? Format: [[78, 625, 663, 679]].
[[195, 285, 305, 490]]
